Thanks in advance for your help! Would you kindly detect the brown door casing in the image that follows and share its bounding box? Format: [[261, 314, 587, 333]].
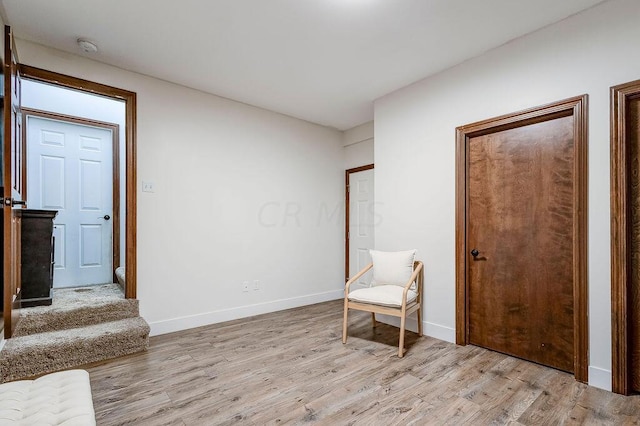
[[611, 78, 640, 395], [18, 65, 137, 299], [456, 95, 588, 382]]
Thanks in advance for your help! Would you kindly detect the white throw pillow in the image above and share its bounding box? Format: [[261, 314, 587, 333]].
[[370, 249, 416, 287]]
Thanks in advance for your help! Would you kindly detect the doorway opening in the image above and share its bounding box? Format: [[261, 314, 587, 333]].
[[23, 103, 122, 290], [19, 65, 137, 300], [345, 164, 374, 284]]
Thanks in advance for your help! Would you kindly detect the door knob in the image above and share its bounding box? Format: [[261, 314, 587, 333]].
[[3, 197, 26, 207], [470, 248, 479, 258], [102, 215, 111, 221]]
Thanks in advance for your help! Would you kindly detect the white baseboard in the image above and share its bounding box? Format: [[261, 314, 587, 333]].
[[588, 366, 612, 391], [372, 315, 455, 343], [0, 337, 5, 352], [149, 289, 343, 336], [374, 314, 420, 333], [424, 321, 455, 343]]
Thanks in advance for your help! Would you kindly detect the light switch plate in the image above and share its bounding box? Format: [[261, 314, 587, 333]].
[[142, 181, 155, 193]]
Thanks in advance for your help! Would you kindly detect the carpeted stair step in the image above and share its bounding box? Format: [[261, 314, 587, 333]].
[[14, 286, 140, 337], [0, 316, 150, 383], [13, 298, 140, 337]]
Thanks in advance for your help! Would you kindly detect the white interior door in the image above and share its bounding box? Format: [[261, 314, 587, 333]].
[[348, 168, 375, 288], [27, 115, 113, 287]]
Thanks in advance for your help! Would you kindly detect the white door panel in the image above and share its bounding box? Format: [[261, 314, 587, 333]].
[[40, 155, 65, 208], [53, 224, 66, 268], [80, 159, 102, 209], [80, 224, 102, 266], [348, 168, 375, 288], [41, 129, 64, 146], [27, 116, 113, 287]]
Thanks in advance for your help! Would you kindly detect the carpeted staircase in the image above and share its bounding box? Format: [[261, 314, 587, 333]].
[[0, 284, 150, 383]]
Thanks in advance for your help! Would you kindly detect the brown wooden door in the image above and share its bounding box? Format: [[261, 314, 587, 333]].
[[3, 25, 24, 338], [611, 81, 640, 395], [627, 94, 640, 392], [467, 115, 575, 373]]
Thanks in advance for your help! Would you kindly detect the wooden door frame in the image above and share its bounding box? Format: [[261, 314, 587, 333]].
[[21, 108, 121, 284], [610, 79, 640, 395], [17, 65, 137, 299], [345, 164, 374, 282], [455, 95, 589, 382], [3, 25, 24, 338]]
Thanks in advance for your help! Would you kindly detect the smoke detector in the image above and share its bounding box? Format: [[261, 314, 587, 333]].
[[77, 38, 98, 53]]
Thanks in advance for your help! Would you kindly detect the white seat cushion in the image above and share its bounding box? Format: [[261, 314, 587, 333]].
[[349, 285, 417, 307], [0, 369, 96, 426]]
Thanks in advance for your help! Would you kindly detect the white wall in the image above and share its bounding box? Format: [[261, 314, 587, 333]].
[[14, 39, 345, 335], [343, 121, 374, 170], [21, 80, 127, 270], [374, 0, 640, 391]]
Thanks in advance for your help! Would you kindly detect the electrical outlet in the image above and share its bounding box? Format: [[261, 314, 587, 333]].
[[253, 280, 260, 291], [142, 181, 155, 193], [242, 281, 249, 292]]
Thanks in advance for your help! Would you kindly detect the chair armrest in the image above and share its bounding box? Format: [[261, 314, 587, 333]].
[[401, 261, 424, 307], [345, 263, 373, 294]]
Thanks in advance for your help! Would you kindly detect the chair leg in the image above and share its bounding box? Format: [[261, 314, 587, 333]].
[[399, 314, 406, 357], [371, 312, 377, 328], [342, 299, 349, 344], [417, 308, 423, 337]]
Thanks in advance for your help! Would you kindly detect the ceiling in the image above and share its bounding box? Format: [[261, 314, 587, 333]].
[[1, 0, 607, 130]]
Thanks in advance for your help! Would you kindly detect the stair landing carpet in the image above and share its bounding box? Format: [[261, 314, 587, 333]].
[[0, 284, 149, 383]]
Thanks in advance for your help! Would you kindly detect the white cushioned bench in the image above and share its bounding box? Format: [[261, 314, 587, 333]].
[[0, 369, 96, 425]]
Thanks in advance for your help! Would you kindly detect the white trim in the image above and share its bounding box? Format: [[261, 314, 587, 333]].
[[373, 314, 419, 333], [588, 366, 612, 391], [366, 315, 455, 343], [149, 289, 343, 336], [0, 338, 5, 352], [424, 321, 455, 343]]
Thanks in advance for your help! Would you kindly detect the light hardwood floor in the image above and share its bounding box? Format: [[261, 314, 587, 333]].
[[86, 300, 640, 425]]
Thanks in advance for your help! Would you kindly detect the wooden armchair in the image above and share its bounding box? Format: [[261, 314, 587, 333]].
[[342, 250, 424, 357]]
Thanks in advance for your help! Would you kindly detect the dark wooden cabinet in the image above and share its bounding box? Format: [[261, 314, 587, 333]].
[[20, 209, 57, 307]]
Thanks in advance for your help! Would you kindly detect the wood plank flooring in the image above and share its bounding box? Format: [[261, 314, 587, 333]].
[[85, 300, 640, 425]]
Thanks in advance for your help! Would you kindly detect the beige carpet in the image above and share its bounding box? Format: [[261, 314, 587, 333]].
[[0, 284, 149, 383], [15, 284, 140, 337]]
